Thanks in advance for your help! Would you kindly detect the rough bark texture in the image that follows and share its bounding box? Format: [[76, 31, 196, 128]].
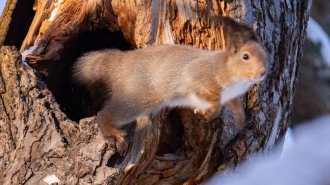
[[0, 0, 312, 184]]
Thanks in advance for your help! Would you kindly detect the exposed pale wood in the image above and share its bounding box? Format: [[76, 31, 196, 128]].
[[0, 0, 312, 184]]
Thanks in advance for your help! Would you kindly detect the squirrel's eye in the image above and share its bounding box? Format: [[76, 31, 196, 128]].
[[243, 54, 249, 60]]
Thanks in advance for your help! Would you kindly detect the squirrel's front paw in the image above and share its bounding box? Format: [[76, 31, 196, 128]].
[[194, 108, 211, 120], [194, 108, 205, 115], [234, 114, 246, 130], [194, 108, 218, 121]]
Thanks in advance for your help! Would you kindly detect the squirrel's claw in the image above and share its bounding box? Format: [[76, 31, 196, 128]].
[[194, 108, 205, 115]]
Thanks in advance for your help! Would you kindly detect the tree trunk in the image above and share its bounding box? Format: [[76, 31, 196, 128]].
[[0, 0, 312, 185]]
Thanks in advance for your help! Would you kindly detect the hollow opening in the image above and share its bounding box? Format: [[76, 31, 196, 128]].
[[3, 0, 35, 49], [156, 109, 184, 156], [46, 29, 132, 121]]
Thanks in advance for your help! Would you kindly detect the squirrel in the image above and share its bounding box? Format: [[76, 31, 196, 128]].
[[72, 17, 268, 154]]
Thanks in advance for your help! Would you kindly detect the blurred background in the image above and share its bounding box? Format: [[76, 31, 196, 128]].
[[291, 0, 330, 127], [0, 0, 329, 126]]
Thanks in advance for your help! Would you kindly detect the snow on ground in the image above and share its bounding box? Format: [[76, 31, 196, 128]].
[[206, 115, 330, 185], [307, 17, 330, 67], [43, 174, 60, 185], [281, 127, 294, 158]]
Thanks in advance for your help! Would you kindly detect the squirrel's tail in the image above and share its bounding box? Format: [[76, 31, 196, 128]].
[[72, 51, 109, 86]]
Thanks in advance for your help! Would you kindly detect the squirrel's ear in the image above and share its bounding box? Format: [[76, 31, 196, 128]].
[[226, 31, 244, 54], [211, 16, 260, 53], [242, 26, 260, 42]]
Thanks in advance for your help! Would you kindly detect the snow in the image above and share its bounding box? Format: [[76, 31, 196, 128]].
[[21, 45, 37, 65], [306, 17, 330, 67], [206, 115, 330, 185], [265, 106, 281, 150], [43, 174, 60, 185], [281, 127, 294, 158]]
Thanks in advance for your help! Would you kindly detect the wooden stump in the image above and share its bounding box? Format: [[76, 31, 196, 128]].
[[0, 0, 312, 184]]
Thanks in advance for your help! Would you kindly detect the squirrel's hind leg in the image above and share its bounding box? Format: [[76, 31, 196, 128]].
[[97, 110, 128, 155], [97, 102, 141, 155]]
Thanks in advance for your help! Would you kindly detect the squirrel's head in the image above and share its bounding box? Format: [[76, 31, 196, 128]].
[[215, 16, 268, 82], [226, 41, 268, 82]]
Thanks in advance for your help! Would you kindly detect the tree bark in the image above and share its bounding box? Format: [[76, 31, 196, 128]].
[[0, 0, 312, 185]]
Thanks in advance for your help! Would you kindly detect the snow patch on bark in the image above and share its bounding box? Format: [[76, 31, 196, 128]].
[[265, 106, 281, 150], [49, 0, 63, 21], [21, 45, 37, 65], [43, 174, 60, 184], [290, 47, 298, 90]]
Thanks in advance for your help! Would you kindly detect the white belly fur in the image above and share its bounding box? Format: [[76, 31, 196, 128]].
[[221, 81, 255, 104], [167, 93, 210, 110], [162, 81, 256, 110]]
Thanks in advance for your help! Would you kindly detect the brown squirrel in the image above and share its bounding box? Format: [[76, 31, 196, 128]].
[[73, 17, 267, 154]]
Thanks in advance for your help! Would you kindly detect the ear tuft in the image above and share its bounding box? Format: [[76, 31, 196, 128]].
[[211, 16, 260, 54], [212, 16, 259, 42]]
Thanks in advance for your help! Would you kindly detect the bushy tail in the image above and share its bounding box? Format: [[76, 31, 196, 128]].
[[72, 51, 109, 86], [72, 51, 113, 111]]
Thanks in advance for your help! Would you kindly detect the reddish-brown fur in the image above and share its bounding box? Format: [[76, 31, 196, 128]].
[[73, 17, 268, 154]]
